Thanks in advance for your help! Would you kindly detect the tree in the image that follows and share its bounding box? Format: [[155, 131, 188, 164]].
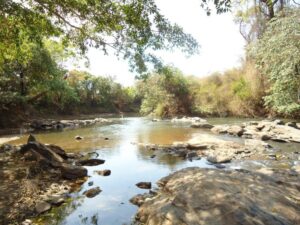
[[249, 9, 300, 115], [1, 0, 200, 74], [137, 67, 192, 117]]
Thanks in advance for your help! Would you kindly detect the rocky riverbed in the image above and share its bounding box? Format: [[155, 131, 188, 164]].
[[1, 117, 300, 225], [0, 135, 105, 225]]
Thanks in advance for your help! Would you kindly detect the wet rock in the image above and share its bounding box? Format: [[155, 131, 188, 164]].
[[88, 181, 94, 186], [66, 152, 83, 159], [35, 201, 51, 214], [60, 164, 87, 179], [191, 122, 214, 129], [75, 135, 83, 140], [75, 158, 105, 166], [20, 142, 65, 167], [96, 169, 111, 176], [83, 187, 101, 198], [152, 118, 160, 122], [136, 182, 152, 189], [286, 121, 298, 129], [104, 137, 109, 140], [207, 155, 232, 163], [274, 119, 285, 125], [46, 144, 68, 160], [134, 168, 300, 225], [27, 134, 37, 143], [186, 143, 208, 150], [186, 152, 198, 159], [150, 154, 156, 158], [227, 125, 244, 136]]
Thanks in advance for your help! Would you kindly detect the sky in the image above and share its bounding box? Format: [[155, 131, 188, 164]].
[[69, 0, 246, 86]]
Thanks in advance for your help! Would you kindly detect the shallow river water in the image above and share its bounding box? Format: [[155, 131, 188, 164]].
[[7, 117, 299, 225]]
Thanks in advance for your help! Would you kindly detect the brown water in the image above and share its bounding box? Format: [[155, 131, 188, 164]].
[[7, 117, 299, 225]]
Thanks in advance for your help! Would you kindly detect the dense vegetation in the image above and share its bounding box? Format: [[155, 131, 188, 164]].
[[0, 0, 299, 128]]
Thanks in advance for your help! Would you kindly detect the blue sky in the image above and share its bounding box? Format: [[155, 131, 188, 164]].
[[69, 0, 246, 86]]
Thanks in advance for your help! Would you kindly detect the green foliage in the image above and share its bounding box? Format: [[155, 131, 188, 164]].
[[137, 67, 192, 117], [1, 0, 199, 74], [249, 9, 300, 115]]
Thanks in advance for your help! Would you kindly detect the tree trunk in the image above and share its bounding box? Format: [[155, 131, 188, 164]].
[[20, 71, 26, 96]]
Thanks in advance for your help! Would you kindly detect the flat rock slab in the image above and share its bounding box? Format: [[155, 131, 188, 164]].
[[134, 168, 300, 225]]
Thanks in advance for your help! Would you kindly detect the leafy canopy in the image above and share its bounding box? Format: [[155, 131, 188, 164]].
[[1, 0, 201, 74], [249, 9, 300, 115]]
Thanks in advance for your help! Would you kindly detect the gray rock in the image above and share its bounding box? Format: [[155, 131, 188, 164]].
[[35, 201, 51, 214], [134, 168, 300, 225], [75, 135, 83, 140], [88, 181, 94, 186], [227, 125, 244, 136], [207, 155, 232, 163]]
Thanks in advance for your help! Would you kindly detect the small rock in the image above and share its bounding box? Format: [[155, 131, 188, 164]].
[[150, 154, 156, 158], [96, 169, 111, 176], [27, 134, 37, 143], [75, 135, 83, 140], [104, 137, 109, 140], [286, 122, 298, 129], [207, 155, 232, 164], [21, 219, 32, 225], [75, 158, 105, 166], [215, 164, 226, 169], [136, 182, 152, 189], [83, 187, 101, 198], [88, 181, 94, 186], [187, 143, 208, 150], [186, 152, 198, 159], [35, 201, 51, 214]]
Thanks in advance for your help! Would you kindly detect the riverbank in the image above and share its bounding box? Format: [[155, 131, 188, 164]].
[[0, 135, 106, 224]]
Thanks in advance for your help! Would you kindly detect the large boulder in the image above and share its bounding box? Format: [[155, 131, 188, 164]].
[[134, 168, 300, 225], [20, 142, 64, 167]]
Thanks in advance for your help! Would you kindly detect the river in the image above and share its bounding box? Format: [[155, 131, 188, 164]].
[[7, 117, 299, 225]]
